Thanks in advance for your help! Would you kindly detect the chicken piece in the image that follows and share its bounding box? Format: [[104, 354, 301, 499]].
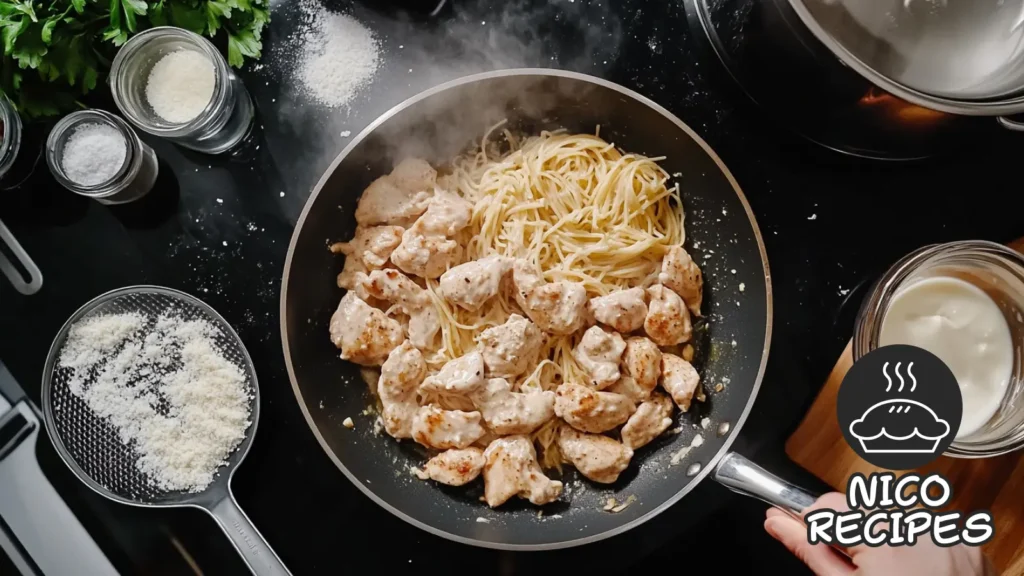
[[573, 326, 627, 389], [378, 342, 427, 438], [418, 448, 485, 486], [512, 261, 588, 335], [554, 383, 636, 434], [556, 425, 633, 484], [659, 246, 703, 317], [661, 353, 701, 412], [477, 314, 545, 377], [587, 287, 648, 333], [605, 376, 647, 403], [419, 351, 486, 395], [470, 378, 555, 435], [412, 405, 486, 450], [620, 336, 662, 399], [439, 256, 514, 312], [412, 190, 473, 237], [333, 226, 404, 293], [390, 230, 462, 279], [363, 269, 440, 350], [329, 293, 404, 366], [644, 284, 692, 346], [482, 436, 563, 507], [621, 392, 674, 450], [354, 159, 436, 227]]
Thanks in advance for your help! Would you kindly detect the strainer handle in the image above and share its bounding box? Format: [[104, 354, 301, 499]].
[[204, 493, 291, 576]]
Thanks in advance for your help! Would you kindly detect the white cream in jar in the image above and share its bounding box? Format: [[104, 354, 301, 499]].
[[879, 276, 1013, 439]]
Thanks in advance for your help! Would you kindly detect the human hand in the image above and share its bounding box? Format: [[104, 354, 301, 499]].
[[763, 492, 994, 576]]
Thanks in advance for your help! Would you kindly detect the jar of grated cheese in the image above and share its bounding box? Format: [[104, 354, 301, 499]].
[[109, 27, 254, 154]]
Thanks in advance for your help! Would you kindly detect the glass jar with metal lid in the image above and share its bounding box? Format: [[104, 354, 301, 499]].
[[109, 27, 254, 154], [46, 109, 159, 204]]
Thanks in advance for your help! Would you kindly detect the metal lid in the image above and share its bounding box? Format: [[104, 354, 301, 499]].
[[789, 0, 1024, 101]]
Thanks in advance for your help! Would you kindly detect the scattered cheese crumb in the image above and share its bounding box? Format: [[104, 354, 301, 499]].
[[739, 283, 745, 292], [730, 269, 736, 274], [731, 340, 737, 347], [701, 417, 711, 429], [410, 466, 428, 479], [476, 517, 490, 524], [610, 495, 637, 513], [342, 417, 354, 429], [808, 214, 817, 220], [216, 198, 223, 204], [340, 130, 352, 137]]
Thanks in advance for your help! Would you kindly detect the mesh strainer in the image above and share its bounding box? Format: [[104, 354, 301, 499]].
[[41, 286, 290, 576]]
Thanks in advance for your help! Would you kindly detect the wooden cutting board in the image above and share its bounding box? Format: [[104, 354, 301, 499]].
[[786, 238, 1024, 575]]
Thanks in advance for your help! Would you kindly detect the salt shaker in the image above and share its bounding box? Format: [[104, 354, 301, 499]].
[[46, 109, 159, 204], [109, 27, 254, 154]]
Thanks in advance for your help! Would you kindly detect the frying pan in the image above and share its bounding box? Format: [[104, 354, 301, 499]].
[[281, 69, 817, 549]]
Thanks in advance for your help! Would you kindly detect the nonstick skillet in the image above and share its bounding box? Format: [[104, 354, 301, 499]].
[[281, 69, 816, 549]]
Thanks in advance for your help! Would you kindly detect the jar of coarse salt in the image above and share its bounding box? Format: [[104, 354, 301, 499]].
[[109, 27, 254, 154], [45, 109, 159, 204]]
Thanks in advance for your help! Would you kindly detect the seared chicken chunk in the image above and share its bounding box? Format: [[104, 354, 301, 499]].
[[378, 342, 427, 438], [554, 383, 636, 434], [355, 159, 435, 227], [605, 376, 647, 403], [412, 190, 473, 237], [477, 314, 545, 378], [390, 231, 461, 279], [621, 393, 674, 450], [620, 336, 662, 399], [330, 292, 404, 366], [659, 246, 704, 317], [363, 269, 440, 350], [418, 448, 485, 486], [587, 287, 648, 333], [557, 425, 633, 484], [573, 326, 627, 389], [412, 405, 486, 450], [644, 285, 692, 346], [512, 261, 588, 335], [482, 436, 563, 507], [439, 255, 513, 312], [419, 351, 486, 395], [470, 378, 555, 435], [661, 353, 701, 412], [333, 225, 404, 292]]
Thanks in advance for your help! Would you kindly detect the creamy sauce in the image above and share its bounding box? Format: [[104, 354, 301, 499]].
[[880, 277, 1013, 439]]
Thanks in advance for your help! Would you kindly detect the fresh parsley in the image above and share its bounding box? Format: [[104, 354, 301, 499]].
[[0, 0, 269, 118]]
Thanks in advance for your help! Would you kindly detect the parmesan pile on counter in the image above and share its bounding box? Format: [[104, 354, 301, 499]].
[[58, 312, 252, 493]]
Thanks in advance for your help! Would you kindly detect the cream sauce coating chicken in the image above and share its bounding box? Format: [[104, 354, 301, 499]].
[[554, 383, 636, 434], [587, 287, 648, 333], [412, 405, 486, 450], [620, 392, 674, 450], [573, 326, 627, 389], [439, 255, 513, 312], [417, 448, 485, 486], [389, 232, 461, 279], [413, 190, 474, 237], [482, 436, 563, 507], [330, 292, 404, 366], [605, 376, 647, 403], [470, 378, 555, 435], [644, 284, 693, 346], [556, 425, 633, 484], [660, 353, 701, 412], [354, 158, 435, 227], [512, 260, 588, 335], [476, 314, 545, 378], [659, 246, 703, 317], [377, 342, 427, 439], [362, 269, 440, 350], [620, 336, 662, 399], [332, 225, 404, 293], [419, 351, 485, 395]]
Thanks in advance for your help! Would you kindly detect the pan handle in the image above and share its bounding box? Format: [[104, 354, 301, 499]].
[[203, 492, 292, 576], [0, 219, 42, 295], [713, 451, 819, 516], [997, 116, 1024, 132]]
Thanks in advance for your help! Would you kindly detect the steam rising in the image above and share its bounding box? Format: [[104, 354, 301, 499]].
[[882, 361, 917, 393]]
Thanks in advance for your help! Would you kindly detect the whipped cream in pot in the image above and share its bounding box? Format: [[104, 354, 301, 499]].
[[879, 276, 1013, 439]]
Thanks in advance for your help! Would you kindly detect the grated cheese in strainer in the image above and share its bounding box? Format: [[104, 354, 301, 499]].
[[57, 312, 251, 493]]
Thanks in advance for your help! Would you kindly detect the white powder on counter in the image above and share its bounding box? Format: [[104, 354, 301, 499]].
[[57, 312, 251, 492], [61, 123, 127, 186], [146, 50, 216, 123], [295, 3, 380, 108]]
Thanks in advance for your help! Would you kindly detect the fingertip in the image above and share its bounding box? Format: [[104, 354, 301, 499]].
[[765, 507, 785, 520]]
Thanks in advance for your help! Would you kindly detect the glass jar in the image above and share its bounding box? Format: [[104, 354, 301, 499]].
[[0, 92, 23, 180], [109, 27, 254, 154], [854, 240, 1024, 457], [45, 109, 159, 205]]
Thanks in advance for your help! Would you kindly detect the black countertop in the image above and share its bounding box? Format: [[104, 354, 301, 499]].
[[3, 0, 1024, 574]]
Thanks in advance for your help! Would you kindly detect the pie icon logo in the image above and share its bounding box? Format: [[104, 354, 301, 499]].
[[838, 346, 962, 470]]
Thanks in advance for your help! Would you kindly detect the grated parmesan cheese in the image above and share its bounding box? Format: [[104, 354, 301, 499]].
[[58, 312, 251, 493]]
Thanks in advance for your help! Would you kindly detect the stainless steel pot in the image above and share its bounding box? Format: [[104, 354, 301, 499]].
[[786, 0, 1024, 128]]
